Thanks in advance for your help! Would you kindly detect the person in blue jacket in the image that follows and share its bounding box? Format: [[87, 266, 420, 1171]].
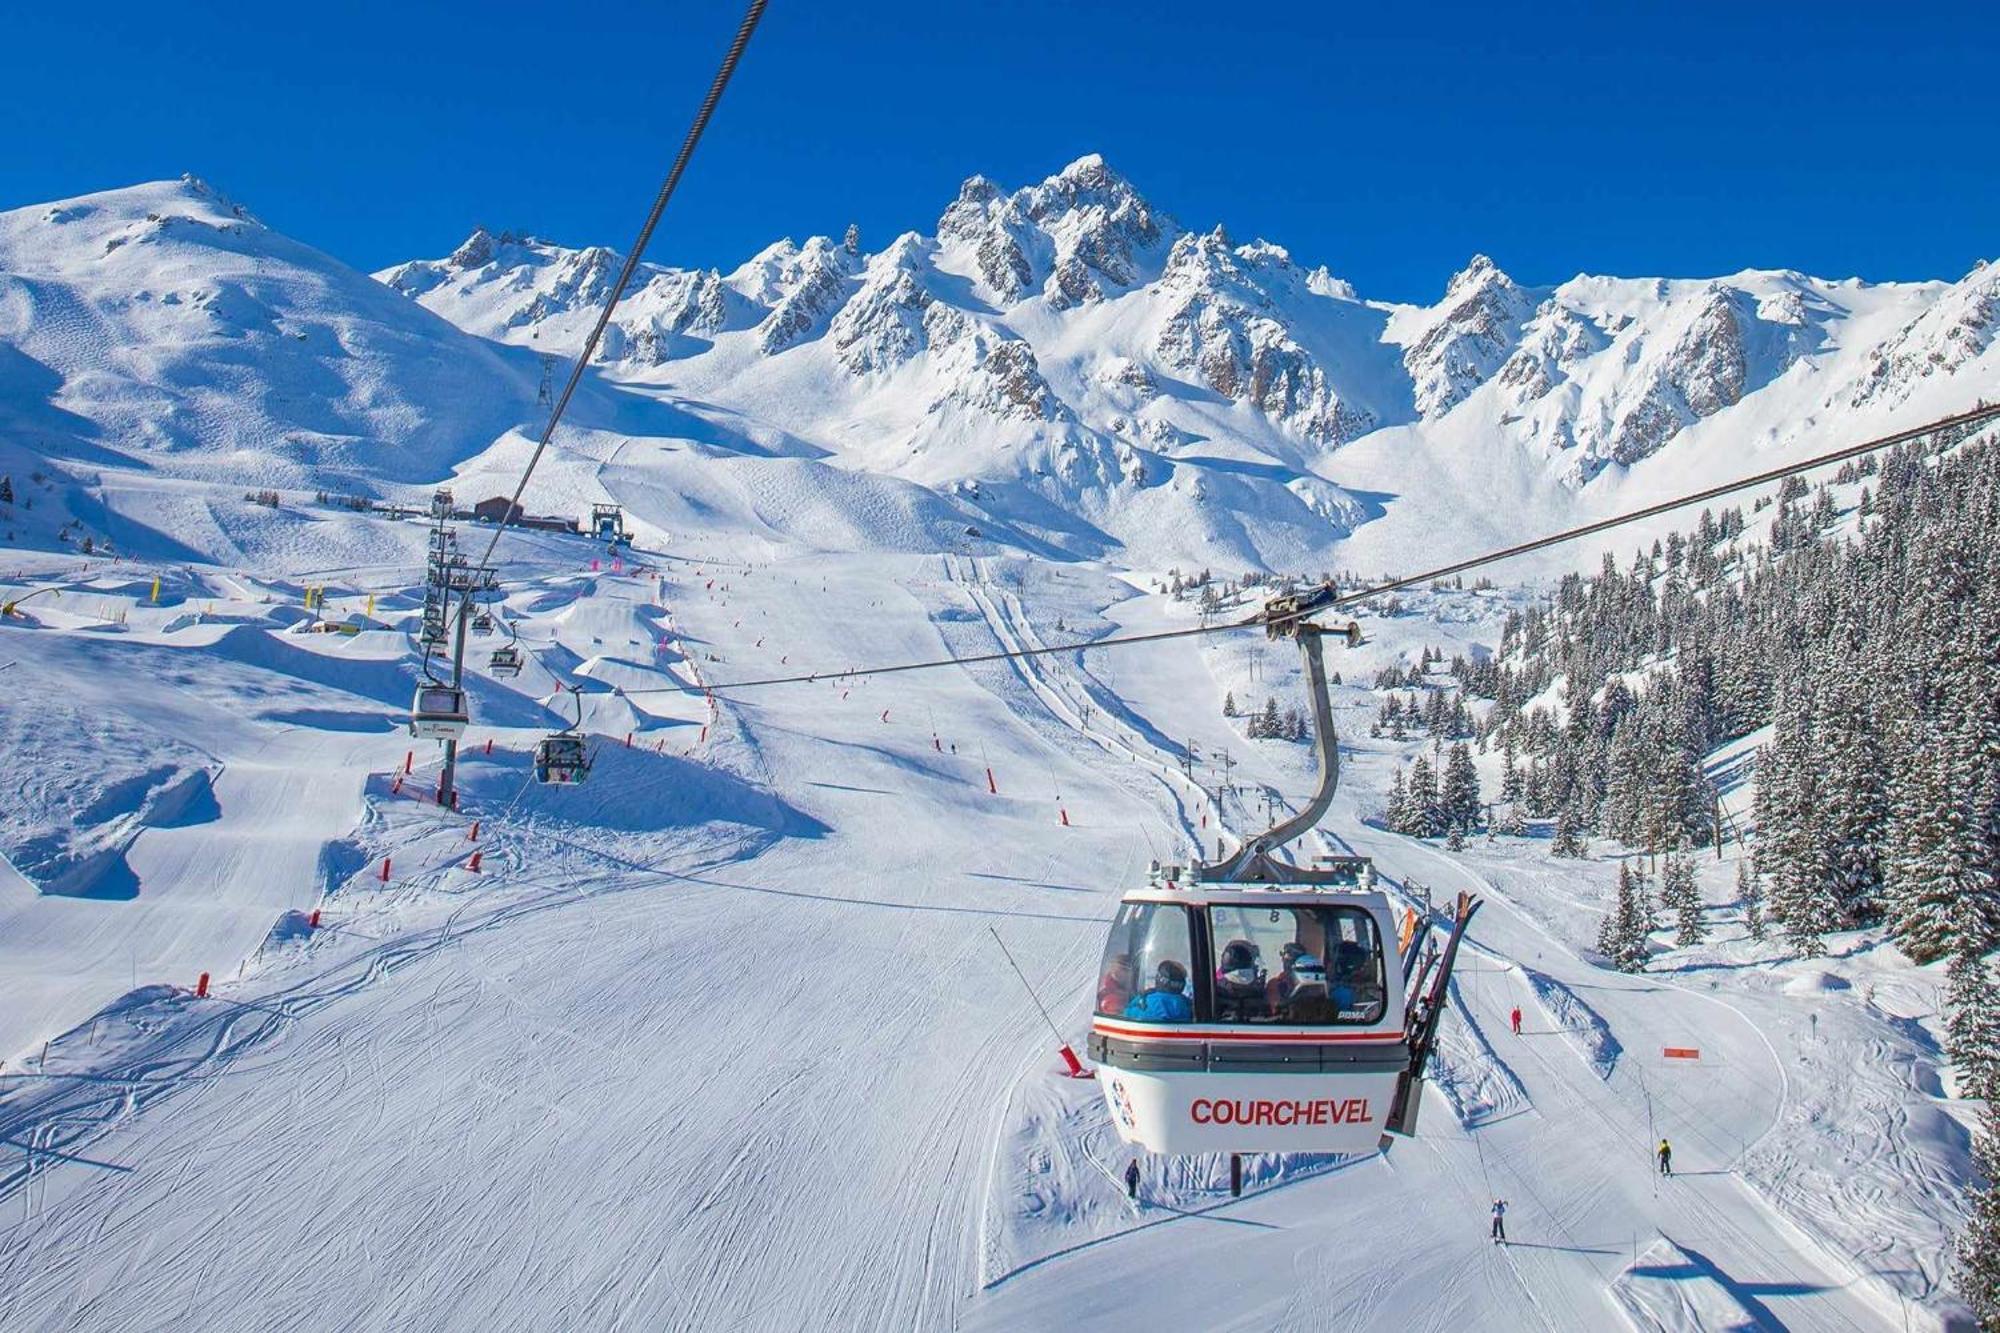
[[1123, 959, 1193, 1022]]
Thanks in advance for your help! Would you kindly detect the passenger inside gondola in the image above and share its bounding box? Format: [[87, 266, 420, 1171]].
[[1097, 953, 1135, 1015], [1096, 901, 1196, 1022], [1214, 939, 1270, 1020], [1267, 941, 1334, 1021], [1208, 904, 1386, 1025], [1123, 960, 1193, 1022]]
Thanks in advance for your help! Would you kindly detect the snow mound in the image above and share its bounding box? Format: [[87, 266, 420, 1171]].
[[1524, 966, 1622, 1078], [1428, 977, 1531, 1125], [1780, 970, 1853, 995]]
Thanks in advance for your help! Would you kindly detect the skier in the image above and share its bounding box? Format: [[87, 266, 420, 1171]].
[[1490, 1198, 1507, 1244], [1657, 1138, 1673, 1178], [1510, 1006, 1522, 1036], [1125, 1159, 1141, 1201]]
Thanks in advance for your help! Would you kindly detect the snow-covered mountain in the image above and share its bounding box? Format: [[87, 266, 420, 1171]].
[[0, 176, 540, 492], [3, 159, 1995, 571], [383, 154, 1997, 555]]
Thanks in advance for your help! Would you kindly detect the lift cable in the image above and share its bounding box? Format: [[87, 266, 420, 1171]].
[[621, 400, 2000, 699], [470, 0, 769, 575]]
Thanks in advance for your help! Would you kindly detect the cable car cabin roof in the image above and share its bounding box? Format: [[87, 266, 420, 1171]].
[[1117, 884, 1395, 913]]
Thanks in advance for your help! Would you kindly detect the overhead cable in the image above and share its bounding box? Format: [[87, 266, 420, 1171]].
[[472, 0, 770, 573]]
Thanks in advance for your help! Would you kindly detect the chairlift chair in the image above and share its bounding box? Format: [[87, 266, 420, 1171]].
[[534, 685, 592, 784], [533, 733, 591, 784], [409, 683, 469, 741]]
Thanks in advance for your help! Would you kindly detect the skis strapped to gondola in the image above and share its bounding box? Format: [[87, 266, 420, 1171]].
[[1384, 890, 1482, 1137]]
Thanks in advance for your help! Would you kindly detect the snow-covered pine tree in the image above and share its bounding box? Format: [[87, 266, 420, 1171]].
[[1385, 768, 1408, 832], [1599, 863, 1651, 972], [1446, 824, 1467, 852], [1255, 696, 1280, 740], [1885, 721, 1996, 963], [1957, 1099, 2000, 1329], [1738, 861, 1767, 941], [1500, 738, 1523, 803], [1634, 862, 1660, 937], [1946, 949, 2000, 1102], [1551, 809, 1585, 859], [1663, 852, 1704, 946], [1407, 754, 1441, 838], [1760, 678, 1837, 956], [1222, 691, 1237, 717], [1816, 621, 1888, 925], [1441, 743, 1482, 832]]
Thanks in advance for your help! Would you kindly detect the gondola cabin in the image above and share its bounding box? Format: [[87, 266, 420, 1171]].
[[1088, 876, 1408, 1155], [488, 645, 523, 677], [409, 685, 469, 741]]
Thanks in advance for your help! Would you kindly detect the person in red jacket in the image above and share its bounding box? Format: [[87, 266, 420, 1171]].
[[1510, 1006, 1523, 1035]]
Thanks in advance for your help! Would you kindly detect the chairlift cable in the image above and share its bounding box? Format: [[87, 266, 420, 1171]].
[[615, 402, 2000, 699], [469, 0, 769, 576]]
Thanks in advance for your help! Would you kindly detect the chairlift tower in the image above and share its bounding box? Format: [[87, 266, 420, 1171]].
[[420, 490, 459, 651], [416, 487, 499, 807]]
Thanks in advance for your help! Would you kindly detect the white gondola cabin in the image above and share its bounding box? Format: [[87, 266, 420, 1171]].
[[1088, 875, 1409, 1155], [488, 645, 523, 677], [409, 684, 469, 741]]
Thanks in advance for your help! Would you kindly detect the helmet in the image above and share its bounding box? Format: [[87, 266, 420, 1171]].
[[1288, 952, 1326, 984], [1154, 959, 1188, 991], [1220, 940, 1260, 971]]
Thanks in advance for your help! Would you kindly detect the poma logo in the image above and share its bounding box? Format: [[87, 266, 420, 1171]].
[[1109, 1078, 1137, 1131]]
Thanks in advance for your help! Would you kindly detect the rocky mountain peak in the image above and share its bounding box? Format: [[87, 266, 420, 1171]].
[[449, 227, 497, 270], [1404, 256, 1533, 418]]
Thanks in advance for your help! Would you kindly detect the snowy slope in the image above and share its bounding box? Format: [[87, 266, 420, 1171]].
[[1, 160, 1993, 1331], [0, 178, 544, 493], [0, 540, 1975, 1330]]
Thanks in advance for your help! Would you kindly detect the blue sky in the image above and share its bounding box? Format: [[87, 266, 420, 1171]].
[[6, 0, 1992, 302]]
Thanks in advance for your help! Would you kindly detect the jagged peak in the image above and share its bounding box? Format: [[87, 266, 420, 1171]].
[[449, 227, 497, 269], [1054, 152, 1121, 188], [954, 174, 1002, 206], [1444, 253, 1513, 299], [866, 231, 930, 276], [1305, 265, 1358, 301]]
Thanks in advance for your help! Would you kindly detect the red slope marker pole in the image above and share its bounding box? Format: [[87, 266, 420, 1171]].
[[987, 926, 1093, 1080], [195, 972, 209, 999], [379, 857, 392, 882]]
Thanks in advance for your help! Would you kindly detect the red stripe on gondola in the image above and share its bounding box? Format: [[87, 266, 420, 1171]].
[[1092, 1020, 1404, 1043]]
